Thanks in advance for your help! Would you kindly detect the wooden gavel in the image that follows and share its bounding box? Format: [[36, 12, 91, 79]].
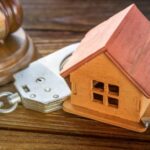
[[0, 0, 35, 85], [0, 0, 23, 40]]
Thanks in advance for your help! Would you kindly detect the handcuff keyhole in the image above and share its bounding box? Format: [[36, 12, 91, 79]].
[[22, 85, 30, 93], [36, 77, 45, 83]]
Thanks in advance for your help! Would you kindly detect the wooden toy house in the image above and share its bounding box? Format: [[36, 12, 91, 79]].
[[61, 4, 150, 132]]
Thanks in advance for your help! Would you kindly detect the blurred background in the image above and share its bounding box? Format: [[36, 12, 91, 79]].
[[21, 0, 150, 55], [20, 0, 150, 56], [21, 0, 150, 32]]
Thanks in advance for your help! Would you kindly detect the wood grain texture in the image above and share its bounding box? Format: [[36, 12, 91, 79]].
[[21, 0, 150, 32], [1, 129, 150, 150], [0, 0, 150, 149]]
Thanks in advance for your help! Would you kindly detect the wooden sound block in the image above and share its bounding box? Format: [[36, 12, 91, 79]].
[[0, 28, 36, 85], [63, 99, 147, 132]]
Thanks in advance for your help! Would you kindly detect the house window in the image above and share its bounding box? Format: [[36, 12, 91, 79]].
[[92, 80, 119, 109], [108, 84, 119, 96], [108, 97, 118, 108], [93, 80, 104, 91], [93, 93, 103, 103]]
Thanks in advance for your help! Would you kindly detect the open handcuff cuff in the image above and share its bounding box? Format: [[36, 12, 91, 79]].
[[0, 43, 80, 113]]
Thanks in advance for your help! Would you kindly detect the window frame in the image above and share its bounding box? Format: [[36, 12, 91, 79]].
[[92, 80, 119, 109]]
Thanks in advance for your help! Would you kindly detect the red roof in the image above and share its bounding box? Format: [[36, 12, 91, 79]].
[[61, 4, 150, 98]]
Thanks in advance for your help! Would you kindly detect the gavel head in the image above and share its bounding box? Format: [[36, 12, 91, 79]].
[[0, 0, 23, 40]]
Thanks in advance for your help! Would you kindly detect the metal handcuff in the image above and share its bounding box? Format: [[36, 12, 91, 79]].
[[0, 43, 80, 113]]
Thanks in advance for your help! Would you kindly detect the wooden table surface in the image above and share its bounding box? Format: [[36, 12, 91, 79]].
[[1, 0, 150, 149]]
